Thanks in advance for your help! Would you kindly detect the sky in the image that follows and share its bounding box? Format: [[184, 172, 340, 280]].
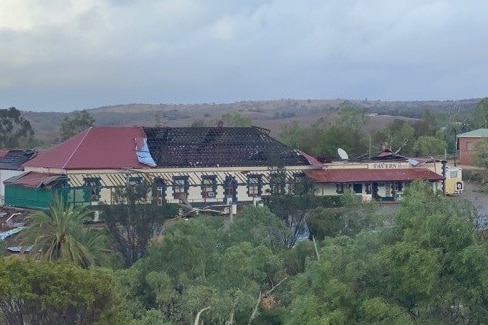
[[1, 1, 487, 112]]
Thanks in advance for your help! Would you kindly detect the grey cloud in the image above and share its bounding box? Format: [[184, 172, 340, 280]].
[[1, 0, 487, 111]]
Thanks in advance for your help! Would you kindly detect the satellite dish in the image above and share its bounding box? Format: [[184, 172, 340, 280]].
[[337, 148, 349, 160]]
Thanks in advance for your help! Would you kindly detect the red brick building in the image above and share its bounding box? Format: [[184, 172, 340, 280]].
[[457, 129, 488, 166]]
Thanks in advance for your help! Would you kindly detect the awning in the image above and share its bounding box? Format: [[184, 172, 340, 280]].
[[4, 172, 68, 188]]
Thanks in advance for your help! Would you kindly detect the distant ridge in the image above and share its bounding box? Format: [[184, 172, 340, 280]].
[[21, 98, 482, 145]]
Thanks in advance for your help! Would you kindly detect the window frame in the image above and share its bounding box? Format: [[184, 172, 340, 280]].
[[172, 176, 189, 199], [201, 175, 217, 199], [152, 177, 167, 205], [247, 174, 262, 197], [336, 183, 344, 194], [269, 172, 287, 195], [83, 177, 102, 201], [223, 176, 237, 200]]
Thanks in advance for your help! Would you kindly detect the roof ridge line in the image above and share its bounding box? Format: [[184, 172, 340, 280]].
[[62, 127, 92, 169]]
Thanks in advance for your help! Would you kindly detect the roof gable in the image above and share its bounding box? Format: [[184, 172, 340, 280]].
[[23, 127, 148, 170]]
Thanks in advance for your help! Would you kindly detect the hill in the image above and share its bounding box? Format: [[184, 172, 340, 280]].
[[22, 98, 480, 145]]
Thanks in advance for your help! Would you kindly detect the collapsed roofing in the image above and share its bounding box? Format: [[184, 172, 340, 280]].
[[0, 150, 37, 170], [22, 126, 312, 170], [143, 126, 310, 167]]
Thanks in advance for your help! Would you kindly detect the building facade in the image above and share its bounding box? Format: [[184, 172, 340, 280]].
[[4, 126, 318, 210], [2, 127, 460, 211], [457, 129, 488, 166]]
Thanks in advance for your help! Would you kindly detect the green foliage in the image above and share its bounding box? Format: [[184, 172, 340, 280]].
[[413, 135, 447, 157], [20, 196, 109, 268], [116, 211, 290, 324], [59, 109, 95, 141], [190, 118, 211, 127], [413, 109, 439, 138], [337, 104, 368, 130], [283, 240, 315, 275], [0, 240, 5, 257], [218, 112, 252, 127], [288, 181, 488, 324], [264, 195, 342, 217], [471, 97, 488, 129], [473, 138, 488, 169], [307, 191, 377, 240], [287, 233, 386, 324], [0, 107, 35, 149], [279, 121, 307, 149], [0, 258, 120, 325], [101, 180, 178, 267], [227, 206, 292, 252], [373, 119, 415, 155]]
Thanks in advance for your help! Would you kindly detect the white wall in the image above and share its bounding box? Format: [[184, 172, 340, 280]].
[[0, 170, 24, 205]]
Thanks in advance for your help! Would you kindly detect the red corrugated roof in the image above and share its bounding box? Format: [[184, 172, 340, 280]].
[[4, 172, 63, 188], [299, 150, 323, 168], [23, 126, 148, 170], [304, 168, 444, 183]]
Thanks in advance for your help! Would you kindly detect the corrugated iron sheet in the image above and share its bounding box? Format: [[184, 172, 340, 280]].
[[4, 172, 67, 188]]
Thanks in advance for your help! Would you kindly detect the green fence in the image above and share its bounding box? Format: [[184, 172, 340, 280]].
[[4, 185, 91, 210]]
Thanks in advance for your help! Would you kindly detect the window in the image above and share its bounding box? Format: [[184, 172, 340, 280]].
[[269, 172, 286, 195], [201, 175, 217, 199], [336, 183, 344, 194], [173, 176, 188, 199], [83, 177, 101, 201], [393, 182, 403, 192], [224, 176, 237, 199], [467, 142, 474, 151], [352, 183, 362, 194], [152, 177, 167, 205], [449, 170, 458, 178], [247, 175, 262, 197]]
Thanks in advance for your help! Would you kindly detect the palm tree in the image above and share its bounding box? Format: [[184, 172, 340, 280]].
[[21, 196, 109, 268]]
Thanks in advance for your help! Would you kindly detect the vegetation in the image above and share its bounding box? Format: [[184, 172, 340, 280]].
[[4, 97, 488, 323], [0, 107, 35, 149], [0, 258, 120, 325], [20, 196, 109, 268], [59, 109, 95, 141], [288, 182, 487, 324], [100, 180, 179, 267]]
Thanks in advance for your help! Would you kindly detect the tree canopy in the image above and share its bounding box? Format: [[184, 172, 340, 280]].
[[0, 107, 35, 149], [101, 180, 178, 267], [0, 258, 120, 325], [59, 109, 95, 141], [288, 181, 488, 324], [20, 196, 109, 268]]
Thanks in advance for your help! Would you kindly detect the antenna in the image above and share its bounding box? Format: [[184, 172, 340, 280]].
[[337, 148, 349, 160]]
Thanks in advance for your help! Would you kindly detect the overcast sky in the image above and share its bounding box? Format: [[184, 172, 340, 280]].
[[1, 1, 487, 112]]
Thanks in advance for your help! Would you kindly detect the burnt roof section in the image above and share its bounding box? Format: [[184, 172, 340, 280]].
[[143, 126, 311, 167], [0, 150, 36, 170], [353, 149, 407, 162]]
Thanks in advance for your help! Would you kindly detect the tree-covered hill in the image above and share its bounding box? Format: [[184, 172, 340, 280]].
[[21, 98, 481, 145]]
